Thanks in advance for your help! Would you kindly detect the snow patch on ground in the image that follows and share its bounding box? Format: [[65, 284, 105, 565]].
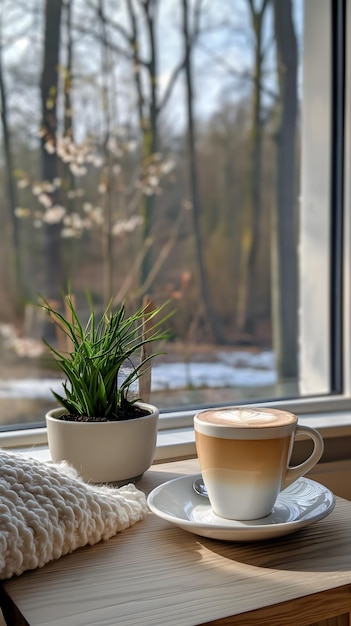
[[0, 351, 277, 398]]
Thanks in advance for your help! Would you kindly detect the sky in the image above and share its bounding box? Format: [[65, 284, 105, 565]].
[[1, 0, 304, 142]]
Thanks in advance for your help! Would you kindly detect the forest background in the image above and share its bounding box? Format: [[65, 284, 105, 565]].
[[0, 0, 301, 424]]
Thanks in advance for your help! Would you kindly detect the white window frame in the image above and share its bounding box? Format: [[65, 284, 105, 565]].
[[299, 0, 332, 395], [1, 0, 351, 459]]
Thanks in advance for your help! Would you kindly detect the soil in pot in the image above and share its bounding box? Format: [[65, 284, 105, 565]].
[[57, 404, 150, 423]]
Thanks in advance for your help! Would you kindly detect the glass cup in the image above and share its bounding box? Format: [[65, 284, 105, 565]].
[[194, 407, 324, 520]]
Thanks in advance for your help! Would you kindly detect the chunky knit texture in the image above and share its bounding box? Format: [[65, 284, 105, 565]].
[[0, 451, 148, 579]]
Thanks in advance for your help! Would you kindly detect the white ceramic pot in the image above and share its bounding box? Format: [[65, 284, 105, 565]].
[[45, 402, 159, 484]]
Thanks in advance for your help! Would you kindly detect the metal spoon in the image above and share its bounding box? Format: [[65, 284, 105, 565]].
[[192, 477, 208, 498]]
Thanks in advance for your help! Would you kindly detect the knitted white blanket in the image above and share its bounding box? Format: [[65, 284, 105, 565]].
[[0, 451, 148, 579]]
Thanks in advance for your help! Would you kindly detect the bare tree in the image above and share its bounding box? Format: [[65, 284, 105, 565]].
[[236, 0, 270, 334], [40, 0, 64, 300], [97, 0, 115, 305], [60, 0, 78, 281], [96, 0, 202, 296], [0, 16, 23, 308], [182, 0, 224, 344], [126, 0, 160, 291]]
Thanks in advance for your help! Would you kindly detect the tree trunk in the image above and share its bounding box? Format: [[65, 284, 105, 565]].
[[182, 0, 224, 344], [140, 0, 158, 291], [272, 0, 298, 380], [98, 0, 114, 305], [236, 0, 269, 335], [0, 29, 23, 308], [62, 0, 79, 282], [40, 0, 64, 300]]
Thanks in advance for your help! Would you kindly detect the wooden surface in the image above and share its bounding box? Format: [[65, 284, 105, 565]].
[[2, 458, 351, 626]]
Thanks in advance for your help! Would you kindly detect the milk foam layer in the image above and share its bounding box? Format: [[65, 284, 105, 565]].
[[197, 407, 296, 428]]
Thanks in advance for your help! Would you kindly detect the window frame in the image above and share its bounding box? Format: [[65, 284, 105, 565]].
[[342, 0, 351, 398]]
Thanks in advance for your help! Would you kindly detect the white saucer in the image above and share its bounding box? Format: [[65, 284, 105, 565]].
[[147, 474, 335, 541]]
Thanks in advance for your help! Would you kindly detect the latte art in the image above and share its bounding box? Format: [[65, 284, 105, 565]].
[[197, 407, 296, 428]]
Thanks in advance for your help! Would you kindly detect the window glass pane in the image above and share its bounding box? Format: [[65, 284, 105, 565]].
[[0, 0, 314, 429]]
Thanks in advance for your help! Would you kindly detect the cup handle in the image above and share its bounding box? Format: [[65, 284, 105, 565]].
[[282, 425, 324, 490]]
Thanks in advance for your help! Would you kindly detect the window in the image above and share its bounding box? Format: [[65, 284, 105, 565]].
[[0, 0, 349, 437]]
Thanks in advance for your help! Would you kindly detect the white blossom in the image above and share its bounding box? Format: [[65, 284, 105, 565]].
[[61, 227, 80, 238], [148, 175, 159, 187], [91, 155, 104, 168], [42, 181, 55, 193], [17, 178, 29, 189], [44, 141, 55, 154], [107, 137, 122, 157], [32, 184, 42, 196], [63, 212, 83, 231], [70, 163, 87, 176], [38, 193, 52, 209], [161, 159, 175, 174], [112, 215, 143, 237], [43, 205, 66, 224], [90, 207, 104, 225], [126, 140, 137, 152]]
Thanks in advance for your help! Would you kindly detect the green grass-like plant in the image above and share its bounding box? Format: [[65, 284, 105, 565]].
[[41, 295, 170, 420]]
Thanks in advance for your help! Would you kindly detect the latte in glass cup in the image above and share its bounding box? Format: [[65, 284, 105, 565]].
[[194, 407, 324, 520]]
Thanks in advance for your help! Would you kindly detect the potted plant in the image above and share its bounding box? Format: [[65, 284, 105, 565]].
[[42, 294, 170, 485]]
